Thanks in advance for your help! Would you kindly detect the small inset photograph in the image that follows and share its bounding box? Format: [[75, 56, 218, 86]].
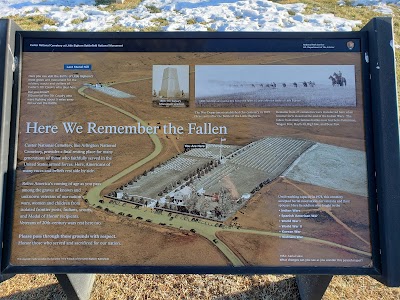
[[195, 65, 357, 107], [152, 65, 190, 107]]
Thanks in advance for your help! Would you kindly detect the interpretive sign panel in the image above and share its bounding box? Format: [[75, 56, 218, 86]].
[[2, 32, 382, 273]]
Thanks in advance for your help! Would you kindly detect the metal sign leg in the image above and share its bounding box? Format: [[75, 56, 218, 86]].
[[55, 274, 96, 300], [0, 273, 15, 283], [296, 275, 333, 300]]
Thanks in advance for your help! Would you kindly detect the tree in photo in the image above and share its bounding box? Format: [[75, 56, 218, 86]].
[[184, 188, 198, 212], [218, 187, 234, 217], [196, 195, 210, 217]]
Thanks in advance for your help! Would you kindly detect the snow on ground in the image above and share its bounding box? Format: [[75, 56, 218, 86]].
[[350, 0, 399, 5], [343, 0, 400, 14], [0, 0, 398, 32]]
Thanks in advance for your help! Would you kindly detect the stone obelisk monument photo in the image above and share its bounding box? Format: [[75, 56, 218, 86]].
[[159, 67, 180, 97]]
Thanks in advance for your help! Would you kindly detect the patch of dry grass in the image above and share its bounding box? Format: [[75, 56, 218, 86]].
[[8, 14, 57, 31], [0, 274, 65, 299], [96, 0, 143, 12], [1, 274, 400, 299]]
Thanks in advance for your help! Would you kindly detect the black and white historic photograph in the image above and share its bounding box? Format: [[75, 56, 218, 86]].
[[152, 65, 190, 107], [195, 65, 356, 107]]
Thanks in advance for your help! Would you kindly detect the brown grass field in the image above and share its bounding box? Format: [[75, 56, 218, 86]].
[[1, 273, 400, 299]]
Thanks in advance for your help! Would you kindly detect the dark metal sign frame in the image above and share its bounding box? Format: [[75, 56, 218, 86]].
[[0, 17, 398, 288]]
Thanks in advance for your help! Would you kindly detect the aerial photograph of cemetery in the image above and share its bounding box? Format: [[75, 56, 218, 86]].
[[12, 50, 372, 268], [109, 137, 314, 221]]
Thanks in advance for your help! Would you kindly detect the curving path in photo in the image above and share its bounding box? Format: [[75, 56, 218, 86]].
[[78, 82, 246, 266], [78, 84, 162, 207]]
